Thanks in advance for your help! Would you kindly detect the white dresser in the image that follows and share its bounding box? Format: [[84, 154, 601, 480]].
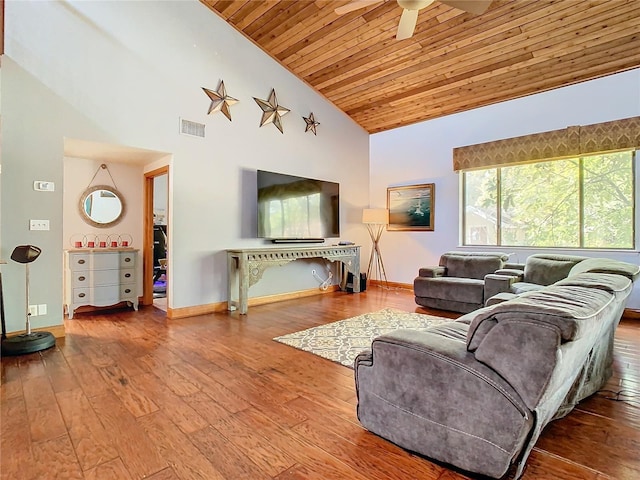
[[64, 249, 139, 319]]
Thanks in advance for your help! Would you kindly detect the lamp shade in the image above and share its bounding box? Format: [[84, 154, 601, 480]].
[[10, 245, 42, 264], [362, 208, 389, 224]]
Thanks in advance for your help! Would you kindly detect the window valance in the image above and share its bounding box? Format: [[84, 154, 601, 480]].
[[453, 116, 640, 171]]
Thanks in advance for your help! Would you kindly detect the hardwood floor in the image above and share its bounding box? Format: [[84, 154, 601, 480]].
[[1, 286, 638, 480]]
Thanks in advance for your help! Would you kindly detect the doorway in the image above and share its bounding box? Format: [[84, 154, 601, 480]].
[[143, 166, 169, 311]]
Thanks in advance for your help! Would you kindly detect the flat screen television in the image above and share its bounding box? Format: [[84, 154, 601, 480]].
[[257, 170, 340, 242]]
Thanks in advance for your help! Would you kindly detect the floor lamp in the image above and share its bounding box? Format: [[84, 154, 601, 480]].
[[1, 245, 56, 356], [362, 208, 389, 288]]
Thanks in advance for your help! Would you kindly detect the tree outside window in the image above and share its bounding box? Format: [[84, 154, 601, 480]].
[[463, 150, 635, 249]]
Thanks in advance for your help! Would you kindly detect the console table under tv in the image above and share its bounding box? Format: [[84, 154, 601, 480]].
[[227, 245, 361, 314]]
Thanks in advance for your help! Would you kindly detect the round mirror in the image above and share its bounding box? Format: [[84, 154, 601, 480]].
[[78, 185, 126, 228]]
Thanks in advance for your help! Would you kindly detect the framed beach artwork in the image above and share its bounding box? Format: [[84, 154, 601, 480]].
[[387, 183, 435, 231]]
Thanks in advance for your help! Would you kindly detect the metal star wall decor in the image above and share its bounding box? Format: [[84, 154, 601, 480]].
[[253, 89, 290, 134], [202, 80, 238, 121], [303, 112, 320, 135]]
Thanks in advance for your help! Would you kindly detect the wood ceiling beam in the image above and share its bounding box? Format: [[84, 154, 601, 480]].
[[264, 1, 352, 54], [260, 2, 334, 51], [357, 43, 640, 132], [318, 0, 613, 99], [353, 35, 639, 124], [336, 6, 640, 111], [360, 38, 638, 117], [303, 0, 558, 88], [248, 1, 314, 43], [229, 0, 282, 30], [205, 0, 251, 19]]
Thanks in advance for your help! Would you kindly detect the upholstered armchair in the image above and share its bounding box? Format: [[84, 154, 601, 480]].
[[413, 251, 510, 313]]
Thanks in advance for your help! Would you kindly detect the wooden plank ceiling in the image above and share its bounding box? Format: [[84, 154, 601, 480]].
[[201, 0, 640, 133]]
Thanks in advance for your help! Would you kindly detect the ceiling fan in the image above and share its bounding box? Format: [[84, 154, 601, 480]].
[[335, 0, 492, 40]]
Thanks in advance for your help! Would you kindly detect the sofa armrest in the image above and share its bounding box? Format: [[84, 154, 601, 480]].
[[505, 262, 526, 270], [417, 266, 445, 277], [355, 327, 532, 479], [495, 268, 524, 279], [484, 273, 520, 301]]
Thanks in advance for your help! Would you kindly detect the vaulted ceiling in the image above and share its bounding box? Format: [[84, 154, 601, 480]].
[[202, 0, 640, 134]]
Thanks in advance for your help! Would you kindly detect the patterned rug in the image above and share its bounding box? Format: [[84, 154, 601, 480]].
[[273, 307, 453, 368]]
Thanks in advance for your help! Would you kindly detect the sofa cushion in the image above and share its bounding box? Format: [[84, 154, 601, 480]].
[[467, 284, 613, 349], [485, 292, 518, 306], [414, 277, 485, 304], [465, 284, 615, 409], [511, 282, 545, 295], [569, 257, 640, 281], [443, 255, 505, 280], [524, 255, 584, 285], [555, 272, 632, 294]]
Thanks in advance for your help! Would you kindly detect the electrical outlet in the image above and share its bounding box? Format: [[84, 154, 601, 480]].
[[28, 305, 38, 317], [29, 219, 50, 231], [38, 304, 47, 316]]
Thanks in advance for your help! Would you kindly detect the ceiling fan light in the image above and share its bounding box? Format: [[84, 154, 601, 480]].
[[397, 0, 435, 10]]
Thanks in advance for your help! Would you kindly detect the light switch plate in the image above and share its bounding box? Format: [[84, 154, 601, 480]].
[[29, 219, 50, 231], [33, 181, 55, 192]]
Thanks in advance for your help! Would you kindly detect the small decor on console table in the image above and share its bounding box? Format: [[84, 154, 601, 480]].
[[70, 233, 85, 249], [119, 233, 133, 247], [69, 233, 132, 249]]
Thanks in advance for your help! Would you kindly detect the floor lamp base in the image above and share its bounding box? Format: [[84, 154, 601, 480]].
[[1, 331, 56, 356]]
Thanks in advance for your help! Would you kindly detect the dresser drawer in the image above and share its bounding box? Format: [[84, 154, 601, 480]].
[[120, 253, 136, 267], [92, 253, 121, 270], [120, 284, 136, 298], [92, 286, 121, 304], [72, 288, 90, 303], [92, 269, 121, 286], [120, 269, 135, 284], [69, 254, 91, 271], [71, 271, 90, 288], [73, 287, 120, 304]]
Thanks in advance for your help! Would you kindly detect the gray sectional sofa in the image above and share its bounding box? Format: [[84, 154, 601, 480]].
[[356, 259, 638, 479]]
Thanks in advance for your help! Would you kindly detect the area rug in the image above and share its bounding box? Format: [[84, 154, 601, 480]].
[[273, 307, 453, 368]]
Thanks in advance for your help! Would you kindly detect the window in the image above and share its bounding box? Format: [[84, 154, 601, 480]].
[[463, 150, 635, 249]]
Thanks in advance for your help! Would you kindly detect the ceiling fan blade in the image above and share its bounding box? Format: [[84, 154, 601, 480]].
[[396, 8, 419, 40], [335, 0, 383, 15], [440, 0, 492, 15]]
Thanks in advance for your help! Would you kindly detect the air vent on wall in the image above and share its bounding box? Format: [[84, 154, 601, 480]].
[[179, 118, 205, 138]]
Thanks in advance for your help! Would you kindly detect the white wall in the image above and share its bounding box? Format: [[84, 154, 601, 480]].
[[1, 0, 370, 332], [63, 159, 144, 250], [370, 69, 640, 307]]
